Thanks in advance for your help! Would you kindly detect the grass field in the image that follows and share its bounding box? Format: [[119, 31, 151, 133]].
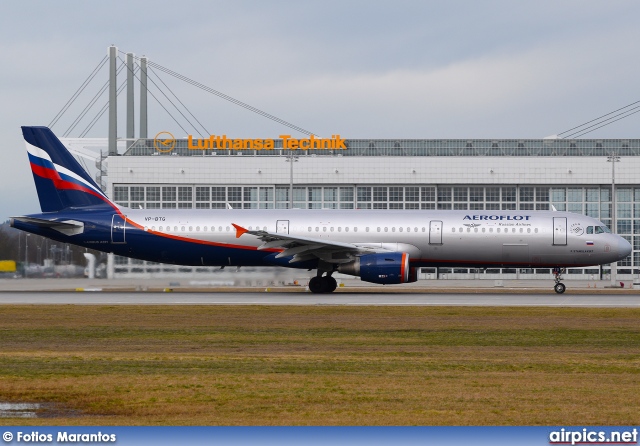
[[0, 305, 638, 425]]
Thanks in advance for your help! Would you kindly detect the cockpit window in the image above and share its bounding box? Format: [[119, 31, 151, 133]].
[[594, 226, 611, 234], [587, 226, 594, 234]]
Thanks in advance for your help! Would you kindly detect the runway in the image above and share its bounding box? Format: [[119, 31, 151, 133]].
[[0, 291, 639, 307]]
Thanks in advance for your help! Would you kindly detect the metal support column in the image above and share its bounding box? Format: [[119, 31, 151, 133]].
[[608, 152, 620, 286], [140, 56, 148, 139], [126, 52, 135, 141], [108, 45, 118, 156]]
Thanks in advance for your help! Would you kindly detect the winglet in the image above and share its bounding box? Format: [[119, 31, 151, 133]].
[[232, 223, 249, 238]]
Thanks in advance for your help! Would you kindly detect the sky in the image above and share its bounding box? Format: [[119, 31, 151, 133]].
[[1, 0, 640, 219]]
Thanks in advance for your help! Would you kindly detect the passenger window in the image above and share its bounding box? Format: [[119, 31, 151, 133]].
[[399, 227, 402, 232], [497, 228, 501, 233], [204, 226, 208, 232], [345, 227, 349, 232], [323, 227, 327, 232], [482, 228, 485, 233], [535, 228, 538, 233], [159, 226, 163, 231], [354, 227, 358, 232]]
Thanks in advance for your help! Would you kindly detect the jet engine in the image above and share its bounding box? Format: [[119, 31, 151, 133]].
[[337, 252, 417, 285]]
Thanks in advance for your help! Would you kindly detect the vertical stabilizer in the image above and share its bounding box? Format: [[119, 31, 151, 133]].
[[22, 126, 115, 212]]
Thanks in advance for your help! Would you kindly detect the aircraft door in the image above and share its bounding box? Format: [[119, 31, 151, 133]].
[[112, 214, 127, 244], [553, 217, 567, 245], [429, 220, 443, 244], [276, 220, 290, 234]]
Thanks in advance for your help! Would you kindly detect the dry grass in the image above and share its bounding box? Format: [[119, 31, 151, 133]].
[[0, 305, 638, 425]]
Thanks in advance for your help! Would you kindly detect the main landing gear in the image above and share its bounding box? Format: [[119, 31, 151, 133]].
[[553, 267, 566, 294], [309, 273, 337, 294]]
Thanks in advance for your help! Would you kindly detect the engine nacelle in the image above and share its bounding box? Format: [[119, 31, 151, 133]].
[[337, 252, 416, 285]]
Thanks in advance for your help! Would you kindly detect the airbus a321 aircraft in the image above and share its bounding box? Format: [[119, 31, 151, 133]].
[[11, 126, 632, 294]]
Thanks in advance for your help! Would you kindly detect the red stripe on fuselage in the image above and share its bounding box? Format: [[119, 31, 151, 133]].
[[128, 222, 280, 253]]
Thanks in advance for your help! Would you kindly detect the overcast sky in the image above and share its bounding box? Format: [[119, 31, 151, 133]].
[[2, 0, 640, 219]]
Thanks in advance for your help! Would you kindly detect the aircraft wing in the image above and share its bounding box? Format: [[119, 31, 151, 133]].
[[232, 223, 372, 263]]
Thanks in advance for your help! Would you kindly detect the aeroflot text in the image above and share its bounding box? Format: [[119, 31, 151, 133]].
[[187, 134, 346, 150], [464, 215, 532, 221]]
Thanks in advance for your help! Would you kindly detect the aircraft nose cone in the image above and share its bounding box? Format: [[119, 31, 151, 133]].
[[619, 237, 632, 259]]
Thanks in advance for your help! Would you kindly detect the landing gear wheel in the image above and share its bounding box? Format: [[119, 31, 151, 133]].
[[309, 276, 337, 293], [324, 276, 337, 293], [309, 276, 325, 293], [552, 267, 567, 294]]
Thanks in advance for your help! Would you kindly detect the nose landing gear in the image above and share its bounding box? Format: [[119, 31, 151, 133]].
[[553, 267, 566, 294]]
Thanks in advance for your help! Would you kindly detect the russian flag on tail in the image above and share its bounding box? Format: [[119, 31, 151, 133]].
[[22, 126, 115, 212]]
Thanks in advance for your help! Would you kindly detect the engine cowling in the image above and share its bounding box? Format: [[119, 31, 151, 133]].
[[337, 252, 416, 285]]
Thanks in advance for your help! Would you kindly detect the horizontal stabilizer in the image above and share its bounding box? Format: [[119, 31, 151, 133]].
[[11, 216, 84, 236]]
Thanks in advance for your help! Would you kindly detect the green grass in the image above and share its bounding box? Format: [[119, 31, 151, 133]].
[[0, 305, 638, 425]]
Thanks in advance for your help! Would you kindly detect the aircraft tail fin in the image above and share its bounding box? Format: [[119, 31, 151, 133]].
[[21, 126, 115, 212]]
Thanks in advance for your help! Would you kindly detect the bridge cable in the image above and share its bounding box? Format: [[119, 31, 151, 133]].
[[119, 50, 315, 136], [558, 100, 640, 139], [49, 55, 108, 129]]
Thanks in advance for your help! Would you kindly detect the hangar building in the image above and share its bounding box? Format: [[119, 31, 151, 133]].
[[102, 136, 640, 281]]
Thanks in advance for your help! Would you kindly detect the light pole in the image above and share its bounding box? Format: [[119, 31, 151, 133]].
[[286, 153, 298, 209], [25, 234, 30, 277], [607, 152, 620, 286]]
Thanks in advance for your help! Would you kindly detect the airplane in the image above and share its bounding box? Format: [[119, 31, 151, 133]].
[[10, 126, 632, 294]]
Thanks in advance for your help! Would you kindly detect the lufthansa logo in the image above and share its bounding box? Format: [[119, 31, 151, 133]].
[[154, 131, 176, 153]]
